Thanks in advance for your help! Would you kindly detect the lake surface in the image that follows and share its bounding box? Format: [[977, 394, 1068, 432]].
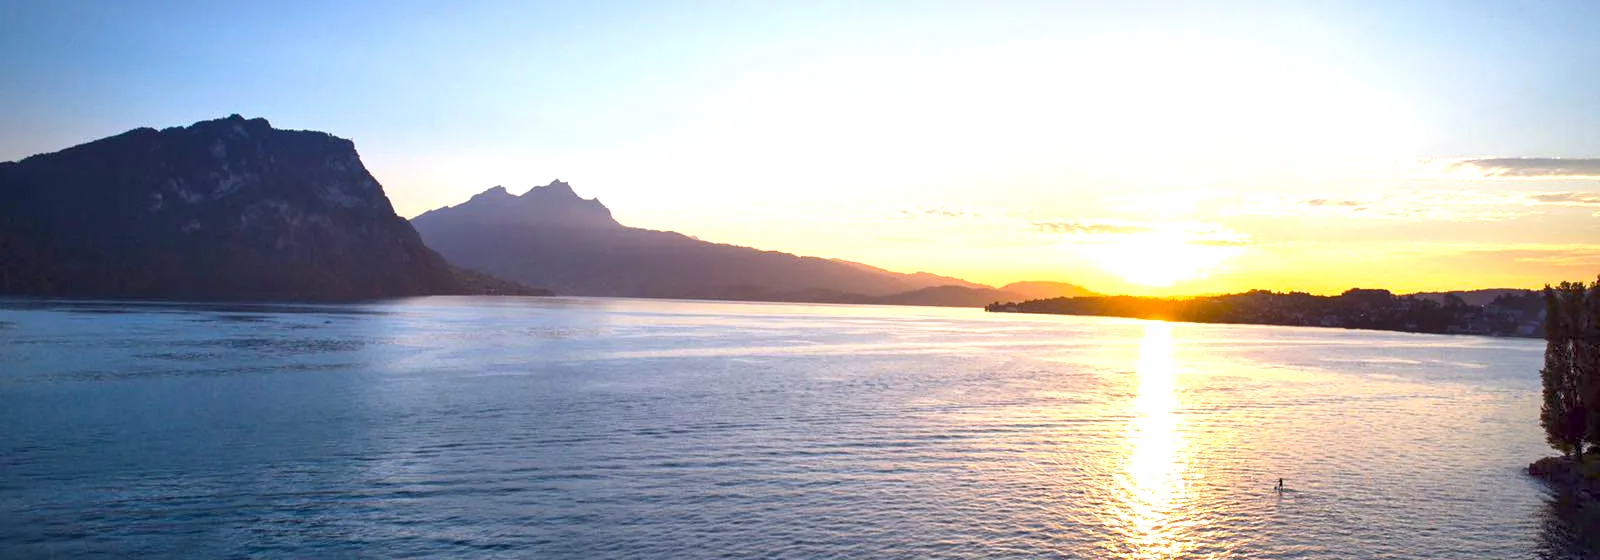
[[0, 296, 1588, 558]]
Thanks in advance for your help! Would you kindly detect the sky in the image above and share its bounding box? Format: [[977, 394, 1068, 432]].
[[2, 0, 1598, 295]]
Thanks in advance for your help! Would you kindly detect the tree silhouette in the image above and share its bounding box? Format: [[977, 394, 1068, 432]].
[[1541, 279, 1600, 461]]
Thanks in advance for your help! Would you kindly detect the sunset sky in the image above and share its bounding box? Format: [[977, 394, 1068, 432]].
[[3, 1, 1597, 295]]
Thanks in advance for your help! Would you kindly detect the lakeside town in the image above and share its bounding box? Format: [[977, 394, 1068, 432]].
[[986, 288, 1547, 338]]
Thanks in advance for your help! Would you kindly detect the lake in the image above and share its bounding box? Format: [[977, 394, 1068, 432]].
[[0, 296, 1587, 558]]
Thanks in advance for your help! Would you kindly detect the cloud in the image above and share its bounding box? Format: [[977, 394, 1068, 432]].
[[1224, 193, 1436, 220], [1032, 218, 1252, 247], [1420, 243, 1600, 269], [1286, 197, 1382, 216], [1224, 188, 1600, 221], [1302, 198, 1366, 208], [1031, 220, 1149, 235], [1529, 191, 1600, 205], [1502, 250, 1600, 267], [1432, 158, 1600, 180], [1181, 223, 1254, 246], [898, 205, 991, 220], [889, 203, 1256, 249], [1192, 238, 1251, 247]]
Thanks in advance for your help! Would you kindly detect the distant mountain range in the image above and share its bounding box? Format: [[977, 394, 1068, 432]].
[[3, 116, 1536, 308], [0, 114, 1089, 307], [995, 281, 1100, 300], [412, 181, 1096, 306], [0, 115, 543, 300]]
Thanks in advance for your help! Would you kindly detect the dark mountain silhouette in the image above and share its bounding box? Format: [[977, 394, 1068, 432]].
[[999, 281, 1098, 300], [828, 259, 990, 290], [0, 115, 545, 300], [412, 182, 1008, 303]]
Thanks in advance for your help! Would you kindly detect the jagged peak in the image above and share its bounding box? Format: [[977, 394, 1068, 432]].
[[523, 179, 577, 198], [176, 114, 274, 135], [414, 179, 619, 228], [417, 186, 515, 218]]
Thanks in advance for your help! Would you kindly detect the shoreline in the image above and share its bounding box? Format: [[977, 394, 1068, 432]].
[[1529, 457, 1600, 500], [987, 308, 1540, 339]]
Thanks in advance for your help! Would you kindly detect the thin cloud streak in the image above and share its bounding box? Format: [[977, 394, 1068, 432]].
[[1033, 219, 1252, 246], [893, 206, 1252, 247], [1223, 189, 1600, 221], [1431, 157, 1600, 180], [1032, 220, 1148, 235]]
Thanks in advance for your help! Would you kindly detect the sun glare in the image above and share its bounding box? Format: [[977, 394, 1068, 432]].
[[1087, 233, 1240, 288], [1114, 321, 1192, 558]]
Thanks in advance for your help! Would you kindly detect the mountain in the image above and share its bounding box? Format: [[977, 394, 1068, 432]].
[[411, 182, 997, 301], [425, 183, 619, 229], [828, 259, 991, 291], [999, 281, 1098, 300], [0, 115, 546, 300]]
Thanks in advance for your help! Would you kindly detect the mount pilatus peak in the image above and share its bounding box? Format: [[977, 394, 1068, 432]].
[[414, 180, 618, 228], [0, 115, 540, 299], [410, 181, 1015, 303]]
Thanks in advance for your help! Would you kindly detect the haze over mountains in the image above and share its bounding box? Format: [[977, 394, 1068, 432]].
[[0, 115, 538, 300], [0, 115, 1517, 308], [0, 114, 1088, 306], [412, 182, 1095, 306]]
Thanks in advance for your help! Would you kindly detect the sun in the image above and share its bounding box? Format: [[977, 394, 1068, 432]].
[[1087, 233, 1239, 288]]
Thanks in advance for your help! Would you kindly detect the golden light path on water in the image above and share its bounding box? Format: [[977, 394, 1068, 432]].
[[1114, 321, 1192, 558]]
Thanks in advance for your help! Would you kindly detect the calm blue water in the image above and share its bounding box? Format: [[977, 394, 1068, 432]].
[[0, 296, 1588, 558]]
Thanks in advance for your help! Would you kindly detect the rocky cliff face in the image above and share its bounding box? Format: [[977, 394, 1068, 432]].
[[0, 115, 509, 300]]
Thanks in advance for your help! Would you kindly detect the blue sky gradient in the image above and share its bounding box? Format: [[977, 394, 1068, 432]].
[[3, 1, 1597, 292]]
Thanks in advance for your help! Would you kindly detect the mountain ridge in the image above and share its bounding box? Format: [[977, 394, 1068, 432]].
[[412, 182, 1052, 305], [414, 179, 619, 229], [0, 115, 546, 300]]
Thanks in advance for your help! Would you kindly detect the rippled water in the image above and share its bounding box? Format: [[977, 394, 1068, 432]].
[[0, 296, 1590, 558]]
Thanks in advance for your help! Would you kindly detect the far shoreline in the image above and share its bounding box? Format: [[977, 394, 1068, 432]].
[[0, 293, 1549, 341], [987, 288, 1544, 339], [988, 308, 1542, 339]]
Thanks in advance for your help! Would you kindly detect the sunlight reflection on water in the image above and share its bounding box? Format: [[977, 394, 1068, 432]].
[[1112, 322, 1192, 559], [0, 297, 1580, 559]]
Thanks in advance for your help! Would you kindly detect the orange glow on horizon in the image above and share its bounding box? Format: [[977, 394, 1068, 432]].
[[1085, 234, 1243, 289]]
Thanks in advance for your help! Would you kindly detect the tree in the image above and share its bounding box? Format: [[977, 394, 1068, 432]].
[[1542, 284, 1581, 459], [1583, 281, 1600, 452], [1541, 279, 1600, 461]]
